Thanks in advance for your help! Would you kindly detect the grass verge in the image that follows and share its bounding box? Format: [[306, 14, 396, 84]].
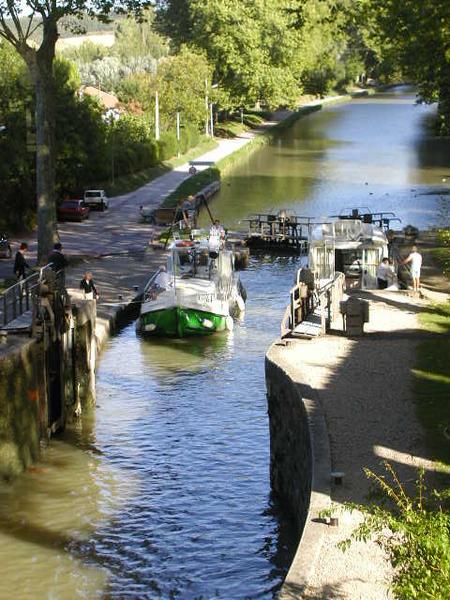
[[415, 302, 450, 468], [431, 228, 450, 280], [96, 138, 218, 197]]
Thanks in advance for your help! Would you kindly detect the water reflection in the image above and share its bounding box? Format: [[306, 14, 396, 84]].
[[203, 87, 450, 230]]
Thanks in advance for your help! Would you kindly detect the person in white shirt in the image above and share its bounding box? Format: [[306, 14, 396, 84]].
[[402, 245, 422, 291], [209, 219, 225, 255]]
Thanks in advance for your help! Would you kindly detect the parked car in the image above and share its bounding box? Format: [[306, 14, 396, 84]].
[[84, 189, 109, 211], [0, 234, 12, 258], [57, 199, 90, 222]]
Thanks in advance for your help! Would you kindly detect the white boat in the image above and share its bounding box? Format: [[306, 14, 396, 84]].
[[137, 239, 246, 337], [309, 214, 389, 290]]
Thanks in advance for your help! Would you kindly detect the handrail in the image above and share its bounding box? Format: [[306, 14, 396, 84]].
[[0, 263, 65, 328], [281, 271, 345, 337]]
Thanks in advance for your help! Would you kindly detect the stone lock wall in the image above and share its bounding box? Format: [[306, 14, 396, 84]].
[[0, 298, 98, 478], [0, 339, 46, 478], [265, 354, 312, 536]]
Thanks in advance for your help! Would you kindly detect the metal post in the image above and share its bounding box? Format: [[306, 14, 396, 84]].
[[155, 91, 160, 141], [205, 78, 209, 136], [3, 294, 7, 326], [176, 111, 181, 157], [210, 103, 214, 138], [240, 108, 244, 125], [111, 130, 115, 185]]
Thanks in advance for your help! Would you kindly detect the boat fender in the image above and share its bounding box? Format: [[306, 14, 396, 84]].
[[236, 296, 246, 312]]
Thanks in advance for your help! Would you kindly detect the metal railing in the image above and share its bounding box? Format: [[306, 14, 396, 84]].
[[281, 271, 345, 337], [0, 264, 64, 328]]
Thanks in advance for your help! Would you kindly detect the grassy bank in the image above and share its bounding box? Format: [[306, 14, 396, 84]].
[[415, 303, 450, 468], [431, 228, 450, 280], [97, 137, 218, 197]]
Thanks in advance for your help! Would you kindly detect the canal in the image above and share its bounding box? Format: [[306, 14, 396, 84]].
[[0, 87, 447, 599]]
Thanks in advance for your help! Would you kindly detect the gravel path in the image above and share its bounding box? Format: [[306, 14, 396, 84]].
[[280, 289, 442, 599]]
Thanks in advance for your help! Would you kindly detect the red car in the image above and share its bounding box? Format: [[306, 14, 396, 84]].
[[57, 199, 90, 222]]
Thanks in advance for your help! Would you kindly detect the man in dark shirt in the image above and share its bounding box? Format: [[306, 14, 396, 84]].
[[47, 242, 69, 272], [13, 242, 30, 280], [79, 272, 99, 300]]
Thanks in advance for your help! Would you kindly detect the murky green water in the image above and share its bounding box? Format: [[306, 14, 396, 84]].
[[0, 87, 448, 600]]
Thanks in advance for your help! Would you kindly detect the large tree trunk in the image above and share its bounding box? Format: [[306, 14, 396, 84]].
[[25, 19, 58, 264]]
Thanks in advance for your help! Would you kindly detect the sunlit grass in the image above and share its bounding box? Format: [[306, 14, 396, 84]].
[[415, 303, 450, 467]]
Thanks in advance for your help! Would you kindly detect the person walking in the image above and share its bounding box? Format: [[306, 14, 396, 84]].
[[13, 242, 30, 280], [402, 245, 422, 292], [79, 272, 99, 300]]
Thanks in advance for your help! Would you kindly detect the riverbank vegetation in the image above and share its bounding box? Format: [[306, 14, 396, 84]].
[[431, 229, 450, 281], [343, 463, 450, 600], [0, 0, 448, 242]]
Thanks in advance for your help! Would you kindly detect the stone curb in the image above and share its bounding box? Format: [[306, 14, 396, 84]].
[[266, 343, 332, 598]]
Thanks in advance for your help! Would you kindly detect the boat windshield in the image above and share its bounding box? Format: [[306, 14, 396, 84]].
[[169, 245, 234, 283]]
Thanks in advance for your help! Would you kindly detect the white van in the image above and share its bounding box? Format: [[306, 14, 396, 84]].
[[84, 189, 109, 211]]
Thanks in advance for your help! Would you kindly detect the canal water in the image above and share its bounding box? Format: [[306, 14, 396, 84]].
[[0, 87, 448, 600]]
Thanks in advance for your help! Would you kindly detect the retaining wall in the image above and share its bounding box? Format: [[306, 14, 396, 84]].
[[265, 342, 331, 598]]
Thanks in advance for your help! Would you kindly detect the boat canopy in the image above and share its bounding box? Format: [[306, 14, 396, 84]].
[[309, 219, 389, 289]]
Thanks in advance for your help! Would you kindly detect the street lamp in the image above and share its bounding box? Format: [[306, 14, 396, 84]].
[[104, 109, 120, 185], [205, 81, 218, 138]]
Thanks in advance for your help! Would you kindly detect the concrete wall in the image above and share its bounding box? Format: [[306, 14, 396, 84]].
[[265, 342, 331, 598]]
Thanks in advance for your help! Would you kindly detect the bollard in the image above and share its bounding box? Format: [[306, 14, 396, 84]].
[[331, 471, 345, 485], [340, 297, 369, 336]]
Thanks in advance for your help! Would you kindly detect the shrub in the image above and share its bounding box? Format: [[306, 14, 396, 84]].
[[340, 463, 450, 600]]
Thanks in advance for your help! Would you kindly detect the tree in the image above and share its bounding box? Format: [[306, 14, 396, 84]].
[[114, 8, 168, 61], [365, 0, 450, 134], [0, 2, 150, 262], [155, 0, 302, 109]]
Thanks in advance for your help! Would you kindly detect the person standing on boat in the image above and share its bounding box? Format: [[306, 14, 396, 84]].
[[376, 257, 390, 289], [209, 219, 225, 256], [401, 246, 422, 292]]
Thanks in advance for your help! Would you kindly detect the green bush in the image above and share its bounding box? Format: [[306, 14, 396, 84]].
[[340, 463, 450, 600], [157, 131, 178, 161]]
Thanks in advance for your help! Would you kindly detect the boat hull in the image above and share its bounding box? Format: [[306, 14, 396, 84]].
[[138, 306, 227, 337]]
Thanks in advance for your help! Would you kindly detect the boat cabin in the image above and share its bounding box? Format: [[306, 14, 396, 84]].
[[309, 219, 388, 289]]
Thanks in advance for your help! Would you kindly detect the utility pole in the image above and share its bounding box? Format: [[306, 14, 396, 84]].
[[210, 103, 214, 138], [176, 110, 181, 156], [205, 78, 209, 137], [155, 91, 160, 141]]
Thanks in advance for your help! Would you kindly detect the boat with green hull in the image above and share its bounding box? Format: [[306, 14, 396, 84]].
[[137, 238, 246, 338]]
